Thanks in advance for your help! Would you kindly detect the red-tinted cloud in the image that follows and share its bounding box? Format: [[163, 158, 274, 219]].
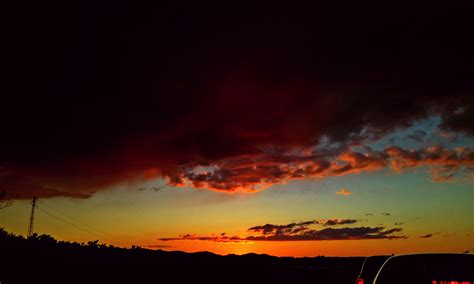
[[2, 141, 472, 199], [159, 233, 246, 243], [173, 145, 474, 192], [1, 3, 473, 199]]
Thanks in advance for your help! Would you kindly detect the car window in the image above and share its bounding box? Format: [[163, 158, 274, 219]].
[[359, 256, 390, 283], [374, 254, 474, 284]]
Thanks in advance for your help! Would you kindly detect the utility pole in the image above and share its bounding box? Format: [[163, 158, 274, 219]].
[[27, 196, 37, 238]]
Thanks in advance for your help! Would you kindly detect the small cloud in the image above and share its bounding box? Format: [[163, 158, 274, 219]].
[[382, 213, 391, 216], [138, 185, 165, 192], [147, 244, 174, 248], [336, 187, 352, 196], [388, 137, 398, 144], [160, 226, 406, 242], [321, 219, 358, 226], [248, 220, 317, 236], [406, 130, 427, 143], [419, 234, 433, 238], [365, 213, 373, 216], [394, 222, 404, 226], [437, 130, 459, 142]]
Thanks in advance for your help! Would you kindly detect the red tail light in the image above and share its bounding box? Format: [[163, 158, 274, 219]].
[[357, 279, 364, 284]]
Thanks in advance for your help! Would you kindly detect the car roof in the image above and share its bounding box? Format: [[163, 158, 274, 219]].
[[365, 255, 392, 258], [387, 252, 472, 258], [373, 253, 473, 283]]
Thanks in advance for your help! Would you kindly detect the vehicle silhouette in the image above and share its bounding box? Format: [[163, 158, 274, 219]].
[[373, 253, 474, 284]]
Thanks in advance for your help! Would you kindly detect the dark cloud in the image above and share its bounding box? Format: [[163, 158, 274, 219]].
[[394, 222, 405, 226], [2, 2, 474, 198], [382, 213, 391, 216], [0, 175, 93, 200], [246, 227, 406, 241], [246, 219, 359, 237], [147, 244, 174, 249], [321, 219, 358, 226], [248, 220, 318, 236], [159, 234, 244, 243], [407, 130, 428, 143], [419, 234, 434, 239], [137, 186, 164, 192], [439, 106, 474, 136], [160, 220, 405, 242]]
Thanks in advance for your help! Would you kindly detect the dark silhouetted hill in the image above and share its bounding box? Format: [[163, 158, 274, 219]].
[[0, 228, 364, 283]]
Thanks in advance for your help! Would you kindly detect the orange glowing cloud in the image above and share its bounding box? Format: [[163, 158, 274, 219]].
[[336, 188, 352, 196], [171, 145, 474, 192], [3, 143, 472, 200]]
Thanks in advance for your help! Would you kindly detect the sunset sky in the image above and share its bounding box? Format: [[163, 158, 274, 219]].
[[1, 3, 473, 256]]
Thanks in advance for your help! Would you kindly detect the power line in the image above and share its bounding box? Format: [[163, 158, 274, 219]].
[[5, 199, 116, 244], [1, 199, 32, 208], [0, 200, 12, 209], [7, 202, 30, 209], [36, 207, 114, 243], [38, 202, 114, 240]]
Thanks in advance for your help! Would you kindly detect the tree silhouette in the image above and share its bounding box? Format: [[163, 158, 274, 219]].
[[0, 228, 366, 284]]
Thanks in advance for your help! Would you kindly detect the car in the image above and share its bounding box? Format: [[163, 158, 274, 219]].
[[356, 255, 391, 284], [373, 253, 474, 284]]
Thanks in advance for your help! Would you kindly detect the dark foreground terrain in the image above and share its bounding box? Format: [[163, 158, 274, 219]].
[[1, 229, 363, 284]]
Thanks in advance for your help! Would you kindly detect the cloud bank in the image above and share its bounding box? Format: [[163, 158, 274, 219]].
[[2, 3, 473, 199], [159, 218, 406, 242]]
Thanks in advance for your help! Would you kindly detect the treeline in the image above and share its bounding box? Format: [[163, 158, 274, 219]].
[[0, 228, 140, 251], [0, 228, 363, 284]]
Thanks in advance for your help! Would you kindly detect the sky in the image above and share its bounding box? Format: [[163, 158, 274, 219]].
[[1, 2, 473, 256]]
